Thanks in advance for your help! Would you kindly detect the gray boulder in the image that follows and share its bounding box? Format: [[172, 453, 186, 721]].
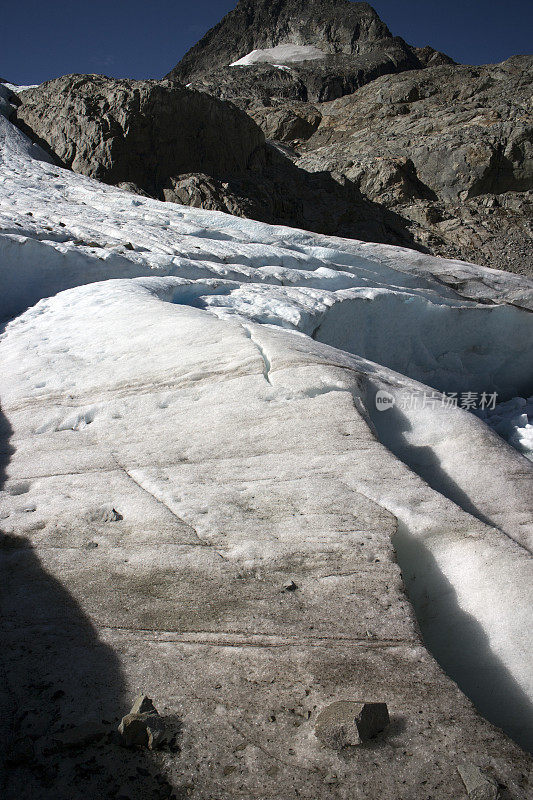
[[14, 75, 265, 197], [315, 701, 390, 748], [457, 764, 500, 800], [118, 694, 167, 750]]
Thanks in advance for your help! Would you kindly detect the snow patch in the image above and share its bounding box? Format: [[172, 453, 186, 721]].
[[1, 82, 40, 93], [476, 396, 533, 461], [230, 44, 326, 67]]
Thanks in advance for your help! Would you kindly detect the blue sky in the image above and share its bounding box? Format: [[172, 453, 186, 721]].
[[2, 1, 532, 85]]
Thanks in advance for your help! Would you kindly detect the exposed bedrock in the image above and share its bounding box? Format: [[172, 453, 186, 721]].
[[12, 75, 264, 197], [11, 75, 423, 252], [289, 56, 533, 275], [11, 52, 532, 274]]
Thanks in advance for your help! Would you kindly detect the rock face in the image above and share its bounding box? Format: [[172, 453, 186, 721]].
[[250, 101, 322, 140], [183, 44, 422, 105], [293, 56, 533, 274], [169, 0, 410, 81], [11, 75, 421, 250], [13, 75, 264, 197], [299, 57, 533, 201]]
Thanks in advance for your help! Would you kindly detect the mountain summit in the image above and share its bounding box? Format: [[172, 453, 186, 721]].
[[167, 0, 405, 83]]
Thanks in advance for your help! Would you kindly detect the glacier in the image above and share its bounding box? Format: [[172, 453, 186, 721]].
[[0, 84, 532, 797]]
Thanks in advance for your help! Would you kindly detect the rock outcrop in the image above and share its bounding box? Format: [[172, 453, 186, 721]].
[[11, 75, 422, 251], [295, 56, 533, 274], [13, 75, 264, 197], [161, 146, 422, 249]]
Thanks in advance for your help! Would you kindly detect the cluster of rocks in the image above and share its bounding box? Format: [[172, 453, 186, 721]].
[[118, 695, 390, 753]]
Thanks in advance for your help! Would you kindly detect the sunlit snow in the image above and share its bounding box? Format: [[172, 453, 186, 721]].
[[230, 44, 326, 67]]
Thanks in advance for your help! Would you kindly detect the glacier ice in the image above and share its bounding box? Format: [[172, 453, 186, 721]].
[[0, 92, 532, 776]]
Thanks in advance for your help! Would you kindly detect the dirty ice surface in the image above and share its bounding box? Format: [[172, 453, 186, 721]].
[[1, 84, 533, 751]]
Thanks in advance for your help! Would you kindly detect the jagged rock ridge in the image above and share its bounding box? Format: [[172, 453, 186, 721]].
[[169, 0, 397, 81]]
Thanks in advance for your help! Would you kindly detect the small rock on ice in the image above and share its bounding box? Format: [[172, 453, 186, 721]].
[[315, 701, 390, 748]]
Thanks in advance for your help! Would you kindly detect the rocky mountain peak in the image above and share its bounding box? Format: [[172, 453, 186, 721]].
[[166, 0, 394, 82]]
